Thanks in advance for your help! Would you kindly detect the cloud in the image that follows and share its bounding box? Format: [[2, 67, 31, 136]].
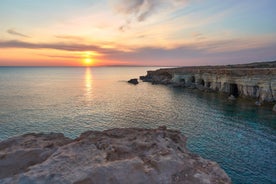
[[0, 40, 119, 54], [0, 39, 275, 66], [113, 0, 188, 31], [1, 36, 275, 61], [36, 54, 82, 59], [55, 35, 83, 41], [0, 36, 274, 55], [122, 0, 152, 21], [107, 43, 276, 66], [192, 33, 206, 41], [7, 29, 30, 38]]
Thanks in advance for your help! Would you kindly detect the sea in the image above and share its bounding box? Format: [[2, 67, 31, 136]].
[[0, 66, 275, 184]]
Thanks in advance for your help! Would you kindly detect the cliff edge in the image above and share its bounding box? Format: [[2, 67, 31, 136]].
[[140, 61, 276, 104], [0, 127, 231, 184]]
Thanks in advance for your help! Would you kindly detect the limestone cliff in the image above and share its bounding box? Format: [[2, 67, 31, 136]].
[[0, 127, 231, 184], [141, 61, 276, 103]]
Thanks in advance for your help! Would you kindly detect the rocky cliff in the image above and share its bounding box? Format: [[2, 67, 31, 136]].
[[0, 127, 231, 184], [141, 61, 276, 103]]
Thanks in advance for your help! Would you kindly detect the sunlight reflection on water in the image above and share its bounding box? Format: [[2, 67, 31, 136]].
[[85, 67, 93, 101]]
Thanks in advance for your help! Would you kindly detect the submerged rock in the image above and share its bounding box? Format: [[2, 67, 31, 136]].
[[273, 104, 276, 112], [0, 127, 231, 184], [255, 101, 262, 106], [228, 95, 236, 100], [128, 78, 139, 85]]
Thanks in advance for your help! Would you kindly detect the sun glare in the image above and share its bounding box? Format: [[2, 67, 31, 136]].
[[80, 51, 104, 66], [85, 58, 92, 65], [82, 51, 98, 66]]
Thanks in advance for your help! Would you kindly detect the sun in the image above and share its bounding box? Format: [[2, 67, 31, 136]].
[[84, 58, 93, 65], [81, 51, 100, 66], [83, 57, 94, 66]]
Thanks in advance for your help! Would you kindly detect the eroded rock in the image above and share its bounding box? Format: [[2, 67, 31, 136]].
[[140, 61, 276, 102], [0, 127, 231, 184], [0, 133, 72, 179]]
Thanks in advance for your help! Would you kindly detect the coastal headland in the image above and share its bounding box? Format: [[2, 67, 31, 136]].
[[0, 127, 231, 184], [140, 61, 276, 108]]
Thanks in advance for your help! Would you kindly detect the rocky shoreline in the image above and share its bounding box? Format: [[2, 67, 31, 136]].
[[140, 61, 276, 111], [0, 127, 231, 184]]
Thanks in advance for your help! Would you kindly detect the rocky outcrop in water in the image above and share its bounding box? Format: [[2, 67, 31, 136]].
[[128, 78, 139, 85], [141, 61, 276, 103], [0, 127, 231, 184]]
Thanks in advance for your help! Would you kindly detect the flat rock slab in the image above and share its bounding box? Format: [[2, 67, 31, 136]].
[[0, 127, 231, 184]]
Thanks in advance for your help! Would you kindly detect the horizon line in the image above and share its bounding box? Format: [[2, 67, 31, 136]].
[[0, 60, 275, 68]]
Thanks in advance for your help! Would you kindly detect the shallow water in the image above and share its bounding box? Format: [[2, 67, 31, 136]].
[[0, 67, 275, 184]]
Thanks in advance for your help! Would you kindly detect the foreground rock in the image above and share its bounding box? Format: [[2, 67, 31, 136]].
[[0, 127, 231, 184], [128, 78, 139, 85]]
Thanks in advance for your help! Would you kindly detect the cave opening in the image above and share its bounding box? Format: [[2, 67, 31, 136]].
[[198, 79, 205, 86], [191, 76, 195, 83], [180, 79, 185, 84], [207, 82, 211, 88], [230, 83, 239, 97], [215, 82, 221, 90], [253, 85, 259, 97]]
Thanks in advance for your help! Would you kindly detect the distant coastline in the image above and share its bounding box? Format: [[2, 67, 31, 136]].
[[140, 61, 276, 110]]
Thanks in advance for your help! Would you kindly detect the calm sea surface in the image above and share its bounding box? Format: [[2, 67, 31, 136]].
[[0, 67, 275, 184]]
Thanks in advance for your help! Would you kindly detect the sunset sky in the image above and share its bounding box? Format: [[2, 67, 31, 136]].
[[0, 0, 276, 66]]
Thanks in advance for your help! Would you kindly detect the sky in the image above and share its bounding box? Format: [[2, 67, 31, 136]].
[[0, 0, 276, 66]]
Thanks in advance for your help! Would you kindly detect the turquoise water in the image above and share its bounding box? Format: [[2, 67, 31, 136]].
[[0, 67, 275, 184]]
